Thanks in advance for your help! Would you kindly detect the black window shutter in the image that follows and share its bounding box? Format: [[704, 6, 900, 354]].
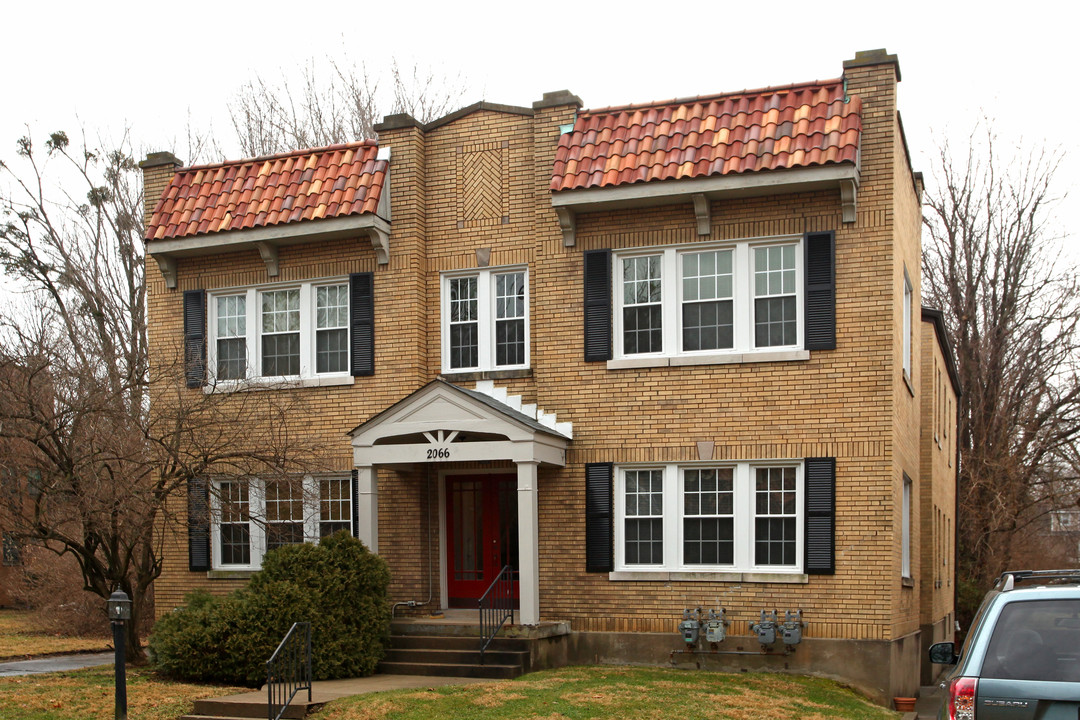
[[583, 249, 612, 361], [350, 469, 360, 539], [350, 273, 374, 376], [805, 457, 836, 574], [183, 290, 207, 388], [188, 478, 211, 572], [585, 462, 614, 572], [804, 231, 836, 350]]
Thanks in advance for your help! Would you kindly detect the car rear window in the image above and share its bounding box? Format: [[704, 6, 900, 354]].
[[982, 599, 1080, 682]]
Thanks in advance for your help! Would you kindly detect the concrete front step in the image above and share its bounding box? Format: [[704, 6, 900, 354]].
[[380, 633, 531, 679], [389, 633, 528, 651], [187, 695, 319, 720], [384, 646, 529, 667], [376, 660, 522, 679]]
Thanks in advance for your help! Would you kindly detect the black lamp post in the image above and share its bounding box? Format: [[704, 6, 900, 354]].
[[107, 590, 131, 720]]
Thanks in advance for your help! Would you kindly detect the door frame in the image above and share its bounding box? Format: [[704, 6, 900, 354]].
[[438, 467, 516, 611]]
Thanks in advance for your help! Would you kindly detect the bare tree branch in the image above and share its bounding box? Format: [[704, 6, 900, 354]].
[[922, 123, 1079, 621]]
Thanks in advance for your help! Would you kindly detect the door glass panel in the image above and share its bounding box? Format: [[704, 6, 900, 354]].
[[452, 481, 483, 581]]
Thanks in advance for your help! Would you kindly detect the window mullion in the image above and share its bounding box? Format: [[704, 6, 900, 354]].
[[736, 464, 750, 571], [613, 255, 624, 357], [440, 278, 450, 370], [734, 244, 750, 352], [250, 478, 264, 567], [614, 470, 624, 569], [246, 288, 257, 379], [665, 464, 678, 570], [210, 482, 220, 569], [304, 475, 318, 542], [664, 249, 678, 355], [207, 296, 218, 380], [796, 249, 805, 349], [479, 270, 493, 368], [300, 284, 312, 378]]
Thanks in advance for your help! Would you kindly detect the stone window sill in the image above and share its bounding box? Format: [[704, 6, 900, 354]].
[[608, 350, 810, 370], [207, 569, 258, 580], [609, 571, 809, 584], [203, 374, 355, 394], [440, 368, 532, 382]]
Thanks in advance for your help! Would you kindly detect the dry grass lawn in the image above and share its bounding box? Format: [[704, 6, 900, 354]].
[[0, 665, 247, 720], [0, 610, 110, 660], [313, 666, 899, 720]]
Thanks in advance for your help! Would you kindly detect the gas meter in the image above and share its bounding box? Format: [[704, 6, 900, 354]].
[[704, 607, 726, 643], [679, 607, 701, 645], [750, 610, 778, 646], [782, 610, 804, 646]]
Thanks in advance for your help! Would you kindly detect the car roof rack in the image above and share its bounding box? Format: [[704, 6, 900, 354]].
[[996, 569, 1080, 591]]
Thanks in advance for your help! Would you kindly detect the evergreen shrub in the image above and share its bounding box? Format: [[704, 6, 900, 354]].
[[148, 532, 391, 686]]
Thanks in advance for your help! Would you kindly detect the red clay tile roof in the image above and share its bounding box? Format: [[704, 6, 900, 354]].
[[146, 141, 387, 241], [551, 80, 861, 192]]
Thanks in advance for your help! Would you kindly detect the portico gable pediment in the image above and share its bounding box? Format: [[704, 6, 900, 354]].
[[349, 379, 569, 467]]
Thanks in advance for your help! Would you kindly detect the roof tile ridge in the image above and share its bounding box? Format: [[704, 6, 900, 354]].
[[177, 139, 378, 173], [580, 78, 845, 116]]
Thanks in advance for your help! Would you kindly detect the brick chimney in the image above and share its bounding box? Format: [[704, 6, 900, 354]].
[[138, 151, 183, 234]]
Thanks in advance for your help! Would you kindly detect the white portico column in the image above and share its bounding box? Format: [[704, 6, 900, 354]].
[[516, 460, 540, 625], [356, 465, 378, 553]]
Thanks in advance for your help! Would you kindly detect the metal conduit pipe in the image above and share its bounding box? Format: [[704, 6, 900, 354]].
[[391, 467, 437, 617]]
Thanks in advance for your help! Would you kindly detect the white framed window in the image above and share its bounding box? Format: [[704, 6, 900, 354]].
[[902, 270, 913, 378], [208, 279, 350, 384], [441, 266, 529, 372], [613, 237, 803, 360], [614, 461, 803, 573], [902, 473, 912, 578], [210, 476, 352, 570]]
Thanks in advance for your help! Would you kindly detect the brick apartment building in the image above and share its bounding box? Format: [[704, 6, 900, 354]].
[[141, 49, 958, 702]]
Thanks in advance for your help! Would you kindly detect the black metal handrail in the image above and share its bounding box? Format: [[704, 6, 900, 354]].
[[266, 621, 312, 720], [479, 564, 514, 665]]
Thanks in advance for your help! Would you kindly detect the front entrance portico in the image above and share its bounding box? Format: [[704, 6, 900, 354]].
[[349, 380, 570, 625]]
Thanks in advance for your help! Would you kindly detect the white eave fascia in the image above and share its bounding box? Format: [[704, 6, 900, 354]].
[[146, 212, 391, 289], [551, 163, 860, 246]]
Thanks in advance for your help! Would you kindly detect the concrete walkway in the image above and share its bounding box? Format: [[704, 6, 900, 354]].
[[0, 652, 114, 677], [915, 683, 945, 719]]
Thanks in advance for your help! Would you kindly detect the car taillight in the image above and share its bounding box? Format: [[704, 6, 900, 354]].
[[947, 677, 977, 720]]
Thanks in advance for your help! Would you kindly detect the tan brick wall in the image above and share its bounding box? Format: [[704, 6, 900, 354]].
[[919, 321, 957, 628], [148, 58, 940, 649]]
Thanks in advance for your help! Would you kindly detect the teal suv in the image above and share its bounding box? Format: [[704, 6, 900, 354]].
[[929, 570, 1080, 719]]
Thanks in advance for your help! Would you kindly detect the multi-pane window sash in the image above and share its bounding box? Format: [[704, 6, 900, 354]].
[[211, 476, 353, 570], [753, 245, 797, 348], [261, 289, 300, 376], [442, 267, 528, 372], [215, 295, 246, 380], [207, 280, 350, 383], [615, 462, 803, 573], [613, 238, 803, 359], [315, 285, 349, 374]]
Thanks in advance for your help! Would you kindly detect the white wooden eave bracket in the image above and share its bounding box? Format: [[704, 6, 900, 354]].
[[154, 255, 178, 289], [691, 193, 711, 235], [840, 178, 858, 224], [254, 241, 279, 277], [366, 219, 391, 265], [555, 207, 575, 247]]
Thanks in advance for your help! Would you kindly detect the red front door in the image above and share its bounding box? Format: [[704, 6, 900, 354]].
[[446, 475, 519, 608]]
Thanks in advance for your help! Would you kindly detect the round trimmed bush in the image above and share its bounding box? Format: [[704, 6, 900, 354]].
[[149, 532, 391, 686]]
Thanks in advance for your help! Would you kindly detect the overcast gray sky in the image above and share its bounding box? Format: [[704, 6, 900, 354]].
[[1, 0, 1076, 254]]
